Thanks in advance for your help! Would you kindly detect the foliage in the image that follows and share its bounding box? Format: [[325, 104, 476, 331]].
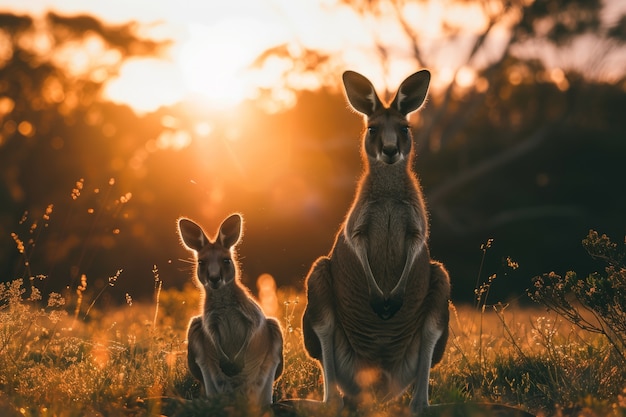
[[530, 230, 626, 362], [0, 11, 173, 298], [428, 238, 626, 417]]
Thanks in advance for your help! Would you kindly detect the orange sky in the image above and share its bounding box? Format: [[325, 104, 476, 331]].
[[1, 0, 624, 113], [0, 0, 498, 112]]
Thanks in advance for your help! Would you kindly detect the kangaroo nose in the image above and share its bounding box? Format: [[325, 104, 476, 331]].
[[208, 275, 221, 288], [382, 145, 398, 158]]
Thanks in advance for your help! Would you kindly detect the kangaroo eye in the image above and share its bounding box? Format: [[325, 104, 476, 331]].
[[367, 126, 378, 135], [198, 260, 205, 267], [223, 259, 232, 265], [400, 126, 410, 135]]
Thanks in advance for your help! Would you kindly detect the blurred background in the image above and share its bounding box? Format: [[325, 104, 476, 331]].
[[1, 0, 625, 307]]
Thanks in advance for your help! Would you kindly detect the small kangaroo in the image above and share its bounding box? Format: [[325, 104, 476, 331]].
[[302, 70, 450, 414], [178, 214, 283, 409]]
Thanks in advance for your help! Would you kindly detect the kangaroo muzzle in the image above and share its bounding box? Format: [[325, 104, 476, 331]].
[[207, 275, 222, 289], [382, 145, 398, 158]]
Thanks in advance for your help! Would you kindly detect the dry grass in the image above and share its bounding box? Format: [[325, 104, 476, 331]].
[[437, 302, 626, 415], [0, 278, 191, 416], [1, 275, 626, 417], [3, 220, 626, 416]]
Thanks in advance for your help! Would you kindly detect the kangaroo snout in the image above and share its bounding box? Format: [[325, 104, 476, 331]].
[[381, 145, 399, 163], [207, 275, 222, 289], [382, 145, 398, 157]]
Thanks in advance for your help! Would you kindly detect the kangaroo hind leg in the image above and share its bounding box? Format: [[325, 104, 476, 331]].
[[410, 261, 450, 413], [429, 261, 451, 367], [187, 316, 220, 397], [302, 256, 342, 406], [258, 317, 284, 407]]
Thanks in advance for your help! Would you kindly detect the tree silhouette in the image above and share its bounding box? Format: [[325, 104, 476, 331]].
[[1, 4, 625, 304], [0, 12, 168, 295]]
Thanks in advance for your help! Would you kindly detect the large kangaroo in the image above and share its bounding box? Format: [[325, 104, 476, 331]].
[[302, 70, 450, 414], [178, 214, 283, 409]]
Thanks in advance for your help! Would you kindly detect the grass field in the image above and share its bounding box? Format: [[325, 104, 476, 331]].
[[1, 274, 625, 417]]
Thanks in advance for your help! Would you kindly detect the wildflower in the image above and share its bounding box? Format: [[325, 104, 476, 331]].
[[43, 204, 53, 223], [120, 192, 132, 203], [506, 256, 519, 270], [71, 178, 84, 200], [11, 232, 24, 253], [480, 238, 493, 251], [109, 269, 122, 286], [47, 292, 65, 308]]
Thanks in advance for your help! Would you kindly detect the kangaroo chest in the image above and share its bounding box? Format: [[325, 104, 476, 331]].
[[370, 202, 409, 267], [207, 307, 253, 360], [353, 199, 421, 290]]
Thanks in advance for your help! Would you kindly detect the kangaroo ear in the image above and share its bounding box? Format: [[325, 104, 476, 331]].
[[178, 218, 208, 252], [218, 213, 242, 249], [391, 70, 431, 116], [342, 71, 383, 116]]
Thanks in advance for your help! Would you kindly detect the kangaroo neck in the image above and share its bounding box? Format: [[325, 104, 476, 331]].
[[204, 282, 244, 310], [362, 158, 415, 196]]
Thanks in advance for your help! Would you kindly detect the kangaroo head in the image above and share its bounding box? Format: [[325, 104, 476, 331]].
[[342, 70, 430, 165], [178, 214, 242, 290]]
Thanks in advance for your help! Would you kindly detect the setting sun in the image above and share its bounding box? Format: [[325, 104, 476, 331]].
[[104, 16, 288, 113], [104, 57, 184, 112], [177, 19, 275, 108]]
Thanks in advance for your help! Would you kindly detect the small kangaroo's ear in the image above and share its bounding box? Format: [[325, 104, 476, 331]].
[[391, 70, 431, 116], [218, 213, 242, 249], [342, 71, 383, 116], [178, 218, 208, 252]]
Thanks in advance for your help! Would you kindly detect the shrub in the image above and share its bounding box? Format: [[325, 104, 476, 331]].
[[530, 230, 626, 362]]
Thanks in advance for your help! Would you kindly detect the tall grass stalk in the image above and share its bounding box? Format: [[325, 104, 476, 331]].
[[83, 269, 122, 320], [153, 264, 163, 329], [474, 238, 495, 377]]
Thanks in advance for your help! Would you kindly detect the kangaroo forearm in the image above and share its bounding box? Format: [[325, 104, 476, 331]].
[[391, 233, 426, 296], [347, 230, 385, 298]]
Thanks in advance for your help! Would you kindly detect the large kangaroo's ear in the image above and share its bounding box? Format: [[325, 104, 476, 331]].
[[391, 70, 431, 116], [178, 218, 208, 252], [218, 213, 242, 249], [342, 71, 383, 116]]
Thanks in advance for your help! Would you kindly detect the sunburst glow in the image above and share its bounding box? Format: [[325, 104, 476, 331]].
[[105, 58, 185, 112], [177, 19, 273, 108]]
